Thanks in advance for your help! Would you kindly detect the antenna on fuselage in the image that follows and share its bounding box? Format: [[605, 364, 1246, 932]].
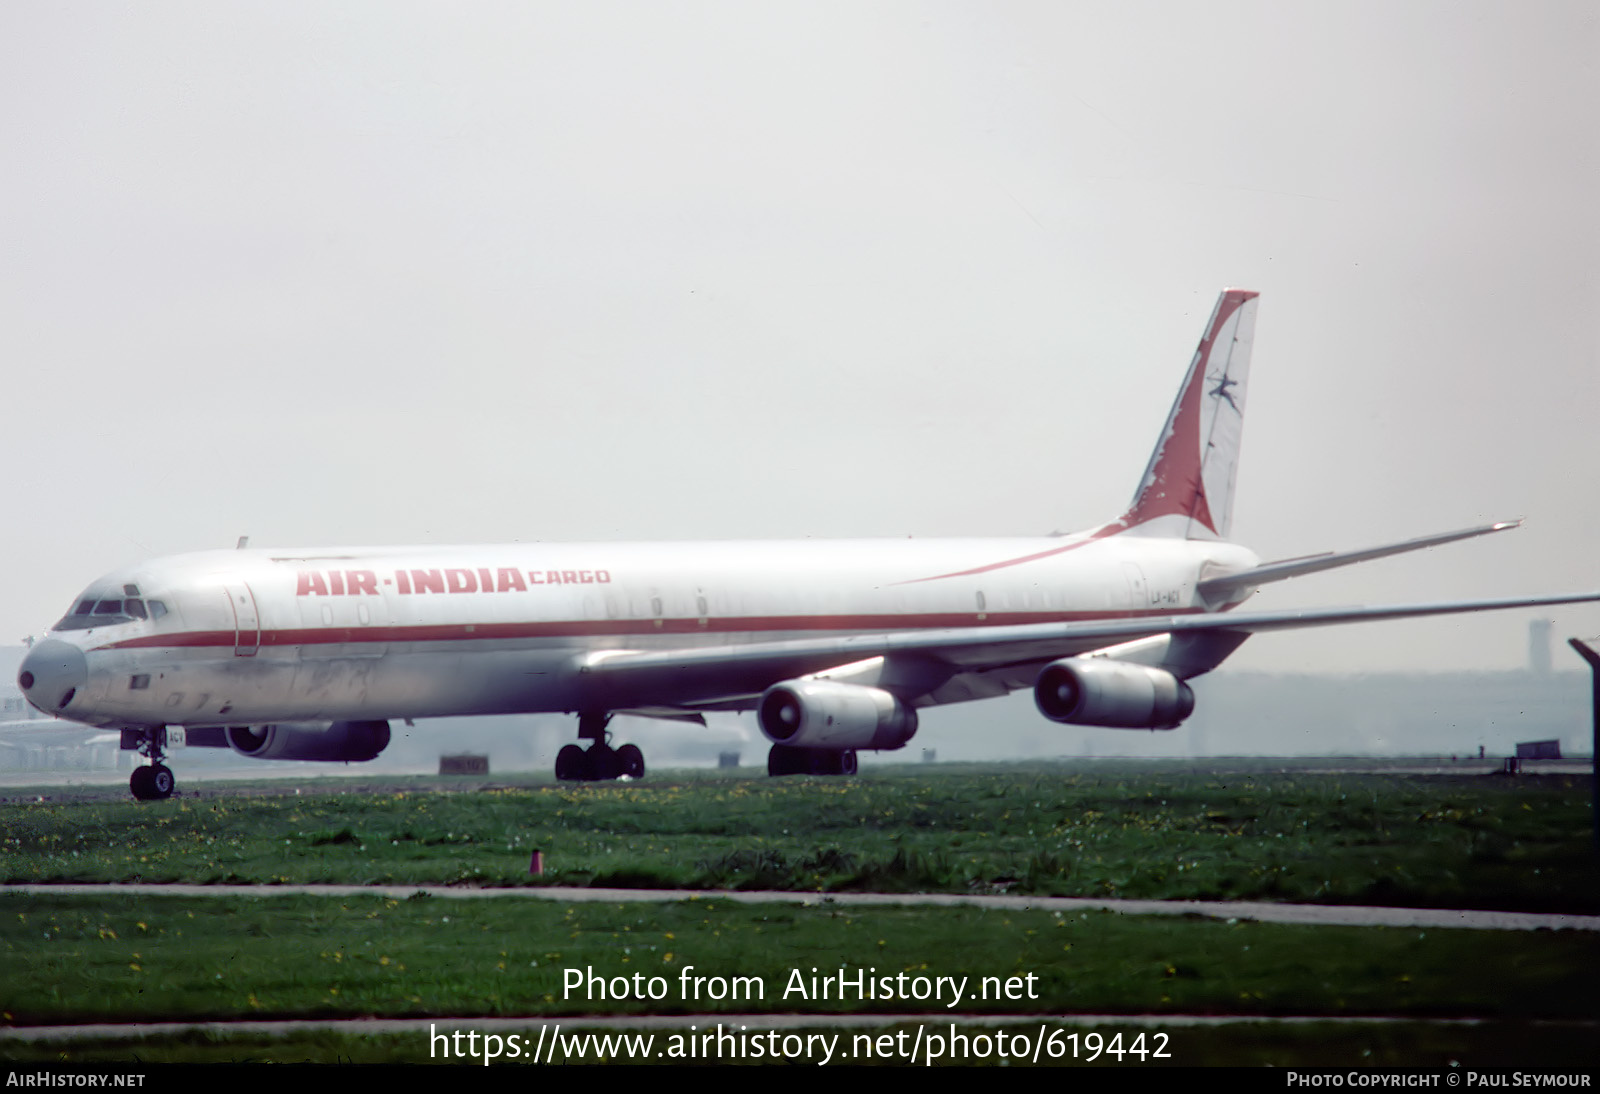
[[236, 535, 250, 550]]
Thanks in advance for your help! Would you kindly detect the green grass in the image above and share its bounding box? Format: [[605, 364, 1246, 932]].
[[2, 765, 1594, 911], [2, 892, 1595, 1027], [3, 765, 1596, 1066]]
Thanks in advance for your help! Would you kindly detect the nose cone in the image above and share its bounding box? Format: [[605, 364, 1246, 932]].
[[19, 640, 88, 714]]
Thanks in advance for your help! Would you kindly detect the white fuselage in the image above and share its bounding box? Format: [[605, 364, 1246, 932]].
[[31, 534, 1258, 730]]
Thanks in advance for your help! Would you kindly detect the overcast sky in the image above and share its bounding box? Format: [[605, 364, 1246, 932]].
[[3, 2, 1595, 672]]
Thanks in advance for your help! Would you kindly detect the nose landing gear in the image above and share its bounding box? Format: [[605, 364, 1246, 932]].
[[131, 763, 175, 800], [125, 727, 177, 801]]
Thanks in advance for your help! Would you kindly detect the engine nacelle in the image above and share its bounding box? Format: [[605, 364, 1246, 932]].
[[758, 680, 918, 751], [225, 720, 392, 762], [1033, 659, 1194, 729]]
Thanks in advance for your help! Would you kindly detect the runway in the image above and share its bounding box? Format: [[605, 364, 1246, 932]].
[[6, 883, 1595, 932]]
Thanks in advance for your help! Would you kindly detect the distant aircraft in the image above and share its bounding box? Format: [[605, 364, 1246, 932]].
[[18, 290, 1597, 799]]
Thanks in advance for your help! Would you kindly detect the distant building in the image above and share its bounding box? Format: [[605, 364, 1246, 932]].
[[439, 754, 490, 775]]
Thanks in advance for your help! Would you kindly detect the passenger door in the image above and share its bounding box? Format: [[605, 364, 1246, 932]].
[[221, 578, 260, 657]]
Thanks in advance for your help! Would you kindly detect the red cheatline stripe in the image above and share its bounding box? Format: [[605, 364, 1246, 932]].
[[91, 607, 1204, 651], [893, 527, 1121, 584]]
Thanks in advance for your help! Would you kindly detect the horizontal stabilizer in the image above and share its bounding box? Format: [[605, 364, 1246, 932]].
[[1179, 589, 1596, 636], [1197, 520, 1523, 600]]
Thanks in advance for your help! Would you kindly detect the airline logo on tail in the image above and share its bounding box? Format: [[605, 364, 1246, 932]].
[[1113, 289, 1259, 541]]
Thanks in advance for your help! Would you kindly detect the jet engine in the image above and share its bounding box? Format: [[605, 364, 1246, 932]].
[[224, 720, 392, 762], [1033, 659, 1194, 729], [757, 680, 918, 751]]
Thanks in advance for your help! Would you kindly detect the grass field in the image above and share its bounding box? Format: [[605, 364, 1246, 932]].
[[5, 891, 1595, 1022], [3, 763, 1594, 911], [1, 763, 1596, 1066]]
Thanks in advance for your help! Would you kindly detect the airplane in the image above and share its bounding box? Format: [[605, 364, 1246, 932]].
[[17, 289, 1597, 799]]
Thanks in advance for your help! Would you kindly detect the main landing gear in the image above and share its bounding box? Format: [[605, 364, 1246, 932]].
[[555, 712, 645, 782], [767, 744, 857, 777], [126, 727, 176, 801]]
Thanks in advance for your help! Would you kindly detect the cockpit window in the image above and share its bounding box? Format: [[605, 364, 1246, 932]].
[[123, 584, 140, 597], [149, 600, 169, 621], [55, 593, 147, 630]]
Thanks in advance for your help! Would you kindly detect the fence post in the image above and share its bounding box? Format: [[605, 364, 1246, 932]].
[[1564, 638, 1600, 853]]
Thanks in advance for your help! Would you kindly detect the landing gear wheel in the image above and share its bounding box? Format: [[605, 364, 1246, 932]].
[[557, 714, 646, 782], [813, 749, 850, 775], [769, 744, 814, 776], [130, 765, 174, 801], [555, 744, 590, 782], [127, 727, 176, 800], [617, 743, 645, 779], [768, 744, 794, 776], [589, 744, 621, 781], [767, 745, 856, 777]]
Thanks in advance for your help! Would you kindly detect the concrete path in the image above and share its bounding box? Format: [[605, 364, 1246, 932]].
[[7, 882, 1596, 931]]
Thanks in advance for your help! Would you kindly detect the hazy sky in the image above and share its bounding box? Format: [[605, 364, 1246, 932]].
[[3, 2, 1596, 672]]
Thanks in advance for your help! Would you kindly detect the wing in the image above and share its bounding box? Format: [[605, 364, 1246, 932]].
[[1196, 520, 1523, 600], [574, 590, 1600, 712]]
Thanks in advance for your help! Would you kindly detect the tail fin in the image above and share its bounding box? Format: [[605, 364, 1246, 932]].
[[1111, 289, 1259, 540]]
